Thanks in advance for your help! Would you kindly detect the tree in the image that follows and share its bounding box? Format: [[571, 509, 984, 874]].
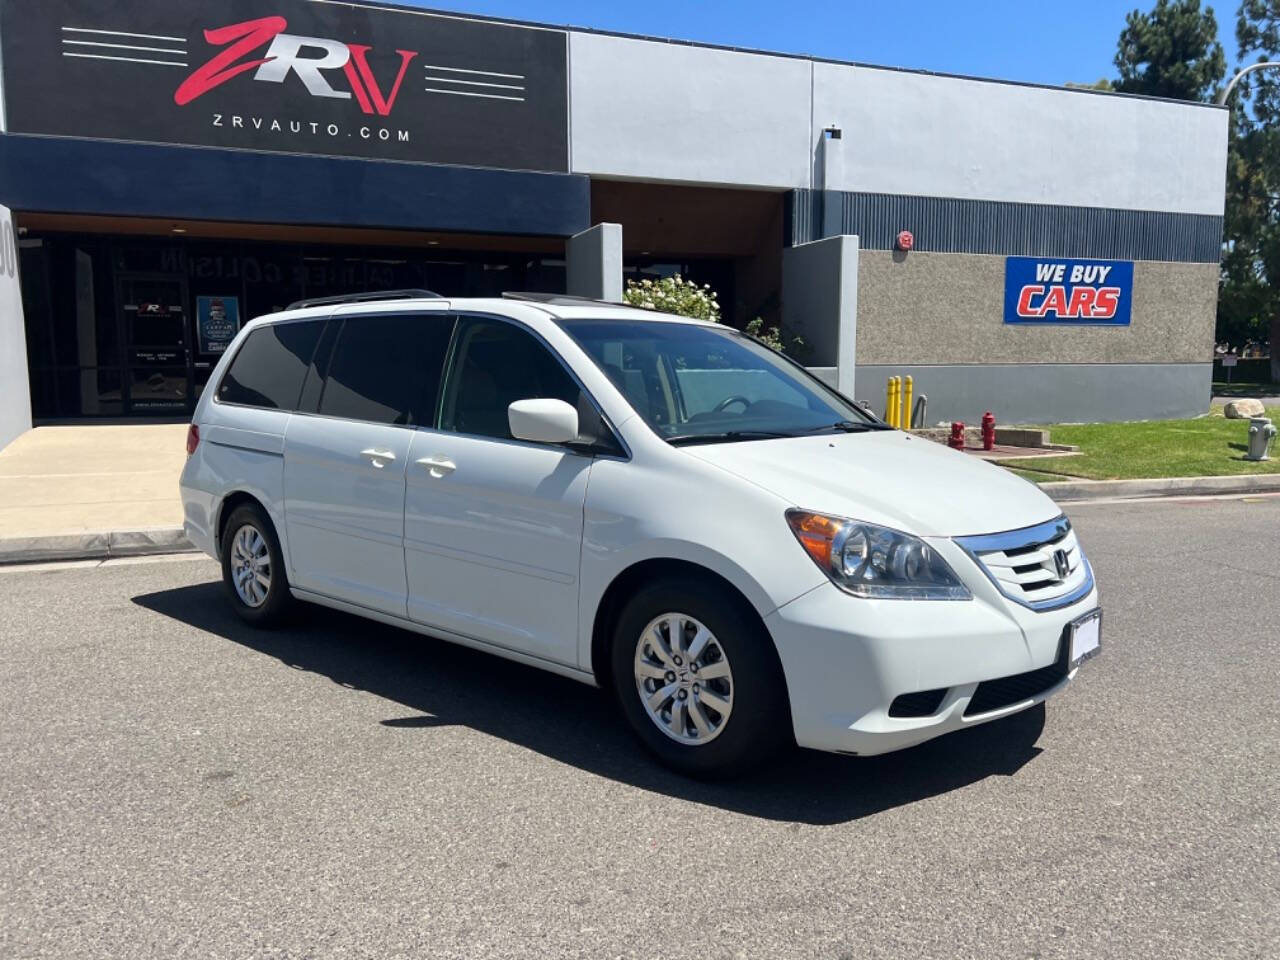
[[1113, 0, 1226, 100], [1065, 77, 1115, 91], [1224, 0, 1280, 378]]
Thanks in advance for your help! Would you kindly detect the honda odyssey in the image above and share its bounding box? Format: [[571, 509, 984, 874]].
[[180, 290, 1101, 776]]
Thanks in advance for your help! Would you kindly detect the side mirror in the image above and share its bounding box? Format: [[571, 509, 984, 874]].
[[508, 398, 579, 444]]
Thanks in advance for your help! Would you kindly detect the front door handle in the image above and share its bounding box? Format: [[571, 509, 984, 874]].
[[416, 455, 456, 478], [360, 448, 397, 468]]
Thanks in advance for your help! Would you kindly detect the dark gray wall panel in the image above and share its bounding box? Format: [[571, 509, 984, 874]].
[[788, 189, 1223, 263], [0, 134, 590, 238]]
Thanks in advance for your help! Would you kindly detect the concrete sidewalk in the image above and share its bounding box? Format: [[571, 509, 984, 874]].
[[0, 424, 187, 543]]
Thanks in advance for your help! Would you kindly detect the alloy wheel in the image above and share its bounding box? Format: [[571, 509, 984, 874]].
[[633, 612, 735, 745], [230, 523, 272, 608]]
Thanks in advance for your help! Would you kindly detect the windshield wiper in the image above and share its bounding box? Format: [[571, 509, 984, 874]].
[[668, 430, 797, 446], [803, 420, 894, 434]]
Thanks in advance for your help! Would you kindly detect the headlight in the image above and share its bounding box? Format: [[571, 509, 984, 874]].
[[785, 510, 971, 600]]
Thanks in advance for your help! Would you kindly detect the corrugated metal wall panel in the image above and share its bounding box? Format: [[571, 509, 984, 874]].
[[787, 189, 1222, 263]]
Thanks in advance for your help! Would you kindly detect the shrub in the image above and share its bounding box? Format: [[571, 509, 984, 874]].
[[622, 276, 720, 322]]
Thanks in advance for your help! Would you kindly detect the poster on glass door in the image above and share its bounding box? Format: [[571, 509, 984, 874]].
[[197, 295, 241, 354]]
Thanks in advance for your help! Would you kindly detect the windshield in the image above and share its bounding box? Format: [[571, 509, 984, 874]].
[[559, 318, 883, 444]]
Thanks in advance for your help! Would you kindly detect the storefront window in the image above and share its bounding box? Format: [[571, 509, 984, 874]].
[[20, 231, 565, 419]]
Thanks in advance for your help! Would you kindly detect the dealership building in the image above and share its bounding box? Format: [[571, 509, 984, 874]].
[[0, 0, 1229, 450]]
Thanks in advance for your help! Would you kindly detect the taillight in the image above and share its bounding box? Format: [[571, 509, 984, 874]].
[[186, 423, 200, 456]]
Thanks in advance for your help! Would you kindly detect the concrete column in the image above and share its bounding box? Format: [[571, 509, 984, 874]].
[[566, 222, 623, 302], [783, 234, 859, 395], [816, 126, 845, 238], [0, 203, 32, 451]]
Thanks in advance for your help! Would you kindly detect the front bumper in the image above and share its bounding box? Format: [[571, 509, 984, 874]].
[[765, 571, 1100, 756]]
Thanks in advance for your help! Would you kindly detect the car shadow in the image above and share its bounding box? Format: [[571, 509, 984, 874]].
[[132, 583, 1045, 826]]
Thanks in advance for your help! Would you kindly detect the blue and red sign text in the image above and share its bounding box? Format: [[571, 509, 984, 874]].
[[1003, 257, 1133, 326]]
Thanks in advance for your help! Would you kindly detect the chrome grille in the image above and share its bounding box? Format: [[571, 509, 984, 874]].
[[955, 516, 1094, 612]]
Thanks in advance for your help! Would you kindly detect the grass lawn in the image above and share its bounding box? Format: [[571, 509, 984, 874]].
[[997, 405, 1280, 482]]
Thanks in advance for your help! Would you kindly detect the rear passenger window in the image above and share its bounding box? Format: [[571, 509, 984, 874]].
[[318, 313, 453, 426], [218, 321, 323, 410], [440, 317, 581, 440]]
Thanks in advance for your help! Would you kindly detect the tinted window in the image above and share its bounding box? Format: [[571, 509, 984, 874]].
[[218, 320, 322, 410], [318, 313, 452, 426], [440, 318, 580, 440]]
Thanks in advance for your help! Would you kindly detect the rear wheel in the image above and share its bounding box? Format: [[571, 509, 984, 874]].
[[220, 503, 292, 627], [609, 577, 790, 778]]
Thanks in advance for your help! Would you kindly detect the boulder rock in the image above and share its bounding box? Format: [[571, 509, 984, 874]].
[[1225, 398, 1266, 419]]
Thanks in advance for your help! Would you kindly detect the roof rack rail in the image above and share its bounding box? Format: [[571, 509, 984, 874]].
[[286, 289, 444, 310], [502, 291, 618, 306]]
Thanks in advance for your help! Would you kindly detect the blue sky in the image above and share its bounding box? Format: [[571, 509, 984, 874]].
[[403, 0, 1236, 88]]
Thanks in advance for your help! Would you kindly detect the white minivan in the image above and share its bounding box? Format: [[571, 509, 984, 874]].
[[181, 291, 1100, 777]]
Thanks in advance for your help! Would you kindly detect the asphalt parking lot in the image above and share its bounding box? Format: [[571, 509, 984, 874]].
[[2, 495, 1278, 959]]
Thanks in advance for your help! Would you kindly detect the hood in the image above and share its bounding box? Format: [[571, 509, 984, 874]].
[[684, 431, 1061, 538]]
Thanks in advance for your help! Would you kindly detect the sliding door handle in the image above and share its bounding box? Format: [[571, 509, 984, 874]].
[[416, 455, 456, 478], [360, 448, 397, 468]]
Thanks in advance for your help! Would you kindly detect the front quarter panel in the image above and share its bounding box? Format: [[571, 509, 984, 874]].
[[577, 449, 828, 671]]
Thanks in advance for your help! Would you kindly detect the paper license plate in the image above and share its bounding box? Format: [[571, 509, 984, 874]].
[[1068, 609, 1102, 666]]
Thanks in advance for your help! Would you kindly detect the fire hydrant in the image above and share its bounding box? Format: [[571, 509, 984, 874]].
[[948, 421, 966, 450], [1246, 416, 1277, 461], [981, 411, 996, 451]]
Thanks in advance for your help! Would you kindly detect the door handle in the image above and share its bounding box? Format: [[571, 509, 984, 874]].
[[416, 455, 456, 478], [360, 448, 397, 468]]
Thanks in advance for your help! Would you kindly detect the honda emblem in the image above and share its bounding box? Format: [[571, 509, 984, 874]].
[[1053, 548, 1070, 580]]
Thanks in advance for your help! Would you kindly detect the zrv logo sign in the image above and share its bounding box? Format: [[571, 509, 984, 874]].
[[175, 17, 416, 118], [1003, 257, 1134, 326], [0, 0, 569, 171]]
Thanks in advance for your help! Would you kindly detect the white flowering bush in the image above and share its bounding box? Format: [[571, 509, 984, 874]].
[[622, 275, 720, 322]]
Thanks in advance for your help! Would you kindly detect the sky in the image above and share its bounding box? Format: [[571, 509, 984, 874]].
[[401, 0, 1238, 88]]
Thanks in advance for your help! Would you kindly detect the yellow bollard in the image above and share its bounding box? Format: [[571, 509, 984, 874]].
[[884, 377, 895, 426], [888, 377, 900, 427], [903, 376, 913, 430]]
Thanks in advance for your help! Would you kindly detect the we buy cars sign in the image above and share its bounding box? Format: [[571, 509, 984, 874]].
[[1003, 257, 1133, 326]]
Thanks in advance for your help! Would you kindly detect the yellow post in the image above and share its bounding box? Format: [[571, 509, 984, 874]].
[[889, 377, 900, 427], [884, 377, 895, 426], [903, 376, 914, 430]]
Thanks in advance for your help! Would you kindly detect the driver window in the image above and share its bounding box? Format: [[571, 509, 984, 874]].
[[439, 317, 581, 441], [594, 338, 678, 427]]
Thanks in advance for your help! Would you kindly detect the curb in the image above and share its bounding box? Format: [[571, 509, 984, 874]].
[[1042, 473, 1280, 503], [0, 528, 195, 566]]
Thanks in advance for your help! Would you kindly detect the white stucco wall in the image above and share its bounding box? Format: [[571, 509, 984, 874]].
[[0, 202, 32, 451], [568, 32, 813, 189], [567, 31, 1228, 217], [810, 63, 1228, 215]]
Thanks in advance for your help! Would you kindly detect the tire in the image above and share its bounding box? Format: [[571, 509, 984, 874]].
[[220, 502, 293, 627], [609, 576, 791, 778]]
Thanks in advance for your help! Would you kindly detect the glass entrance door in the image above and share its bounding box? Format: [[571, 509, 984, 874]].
[[118, 274, 191, 414]]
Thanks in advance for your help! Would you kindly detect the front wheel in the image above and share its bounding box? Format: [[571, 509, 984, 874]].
[[609, 578, 791, 778], [220, 503, 293, 627]]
